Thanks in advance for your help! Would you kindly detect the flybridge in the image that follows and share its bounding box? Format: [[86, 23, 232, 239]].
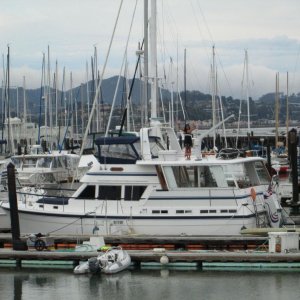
[[95, 135, 165, 164]]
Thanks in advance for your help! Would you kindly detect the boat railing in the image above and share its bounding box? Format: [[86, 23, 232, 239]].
[[18, 187, 98, 215]]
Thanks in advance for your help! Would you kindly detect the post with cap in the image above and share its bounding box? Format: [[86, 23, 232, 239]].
[[7, 162, 28, 251], [288, 128, 299, 207]]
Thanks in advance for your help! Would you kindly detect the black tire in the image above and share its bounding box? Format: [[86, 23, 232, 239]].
[[35, 239, 46, 251]]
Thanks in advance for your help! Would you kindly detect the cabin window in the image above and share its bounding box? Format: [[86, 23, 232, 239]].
[[199, 166, 218, 187], [164, 165, 221, 188], [98, 186, 121, 200], [173, 166, 191, 187], [37, 157, 52, 168], [161, 210, 168, 214], [209, 210, 216, 213], [224, 163, 252, 188], [52, 157, 64, 168], [220, 209, 228, 213], [229, 209, 237, 213], [200, 210, 208, 213], [23, 158, 38, 168], [78, 185, 96, 199], [176, 210, 184, 214], [152, 210, 160, 214], [11, 158, 22, 168], [124, 186, 146, 201], [254, 161, 270, 184], [101, 144, 137, 160]]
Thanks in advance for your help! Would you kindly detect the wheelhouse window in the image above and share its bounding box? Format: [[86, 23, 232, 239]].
[[23, 158, 38, 168], [163, 165, 221, 188], [101, 144, 137, 160], [224, 163, 252, 188], [98, 186, 121, 200], [37, 157, 52, 168], [254, 161, 270, 184], [78, 185, 96, 199], [52, 157, 64, 168], [124, 186, 146, 201], [11, 157, 22, 168]]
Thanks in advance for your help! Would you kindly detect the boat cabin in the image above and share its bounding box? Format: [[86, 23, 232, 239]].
[[95, 136, 165, 164], [157, 158, 271, 190]]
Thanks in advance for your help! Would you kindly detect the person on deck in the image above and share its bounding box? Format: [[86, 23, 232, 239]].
[[183, 124, 193, 160]]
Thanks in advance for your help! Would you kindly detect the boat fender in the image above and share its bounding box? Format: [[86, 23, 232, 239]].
[[250, 187, 256, 201], [160, 255, 169, 265], [98, 245, 111, 252]]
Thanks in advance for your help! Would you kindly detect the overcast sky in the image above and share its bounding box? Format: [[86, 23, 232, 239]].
[[1, 0, 300, 99]]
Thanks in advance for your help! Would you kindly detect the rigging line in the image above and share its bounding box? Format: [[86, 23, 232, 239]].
[[105, 0, 138, 137], [194, 0, 215, 46], [214, 47, 235, 98], [189, 0, 213, 61], [79, 0, 124, 155]]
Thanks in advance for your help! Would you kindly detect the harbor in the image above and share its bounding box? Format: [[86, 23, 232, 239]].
[[0, 232, 300, 269]]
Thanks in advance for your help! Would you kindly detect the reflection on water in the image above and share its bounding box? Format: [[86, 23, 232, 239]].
[[1, 266, 300, 300]]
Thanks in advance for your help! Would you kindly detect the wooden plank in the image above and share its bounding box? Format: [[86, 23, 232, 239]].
[[0, 249, 300, 263]]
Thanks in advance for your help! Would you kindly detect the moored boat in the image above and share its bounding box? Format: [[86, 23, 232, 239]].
[[74, 247, 131, 275], [0, 124, 287, 236]]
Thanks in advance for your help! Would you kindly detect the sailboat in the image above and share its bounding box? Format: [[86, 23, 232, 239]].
[[0, 0, 286, 237]]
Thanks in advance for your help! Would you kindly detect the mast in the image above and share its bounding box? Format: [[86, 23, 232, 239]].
[[275, 72, 279, 148], [143, 0, 149, 125], [245, 50, 250, 134], [55, 60, 58, 129], [286, 72, 289, 150], [212, 46, 216, 149], [86, 61, 90, 133], [149, 0, 157, 123], [170, 57, 174, 128], [184, 48, 187, 123], [23, 76, 27, 146], [47, 45, 52, 149], [7, 46, 11, 154]]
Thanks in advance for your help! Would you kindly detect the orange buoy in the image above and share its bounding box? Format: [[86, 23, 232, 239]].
[[250, 187, 256, 201]]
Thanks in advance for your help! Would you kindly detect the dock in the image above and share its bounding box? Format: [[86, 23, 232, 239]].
[[0, 232, 299, 268], [1, 249, 300, 268]]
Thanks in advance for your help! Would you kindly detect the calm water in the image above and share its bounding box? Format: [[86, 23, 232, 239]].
[[1, 265, 300, 300]]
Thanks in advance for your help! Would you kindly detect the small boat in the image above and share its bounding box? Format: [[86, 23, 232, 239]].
[[73, 247, 131, 275]]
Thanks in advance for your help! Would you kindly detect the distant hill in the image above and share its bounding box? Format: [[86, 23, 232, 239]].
[[1, 76, 300, 124]]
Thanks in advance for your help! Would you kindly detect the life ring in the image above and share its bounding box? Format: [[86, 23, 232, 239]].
[[250, 187, 256, 201]]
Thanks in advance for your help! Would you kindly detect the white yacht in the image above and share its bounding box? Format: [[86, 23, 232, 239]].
[[10, 147, 96, 188], [1, 125, 285, 236]]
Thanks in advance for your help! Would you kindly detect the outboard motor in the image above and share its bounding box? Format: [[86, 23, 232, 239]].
[[88, 257, 100, 273]]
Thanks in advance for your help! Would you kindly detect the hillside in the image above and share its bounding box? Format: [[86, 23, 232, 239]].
[[1, 76, 300, 125]]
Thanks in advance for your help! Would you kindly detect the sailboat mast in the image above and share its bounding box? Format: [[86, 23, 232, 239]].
[[150, 0, 157, 122], [184, 48, 187, 122], [275, 72, 279, 148], [143, 0, 149, 126], [212, 46, 216, 149], [23, 76, 27, 146], [7, 46, 11, 154], [245, 50, 250, 134], [55, 60, 58, 129], [170, 57, 174, 128], [286, 72, 289, 150]]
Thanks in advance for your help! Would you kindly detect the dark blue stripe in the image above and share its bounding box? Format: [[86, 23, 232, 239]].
[[149, 192, 264, 201], [2, 207, 256, 220], [87, 172, 157, 177]]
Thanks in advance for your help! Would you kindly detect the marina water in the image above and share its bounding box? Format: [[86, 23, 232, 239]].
[[1, 266, 300, 300]]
